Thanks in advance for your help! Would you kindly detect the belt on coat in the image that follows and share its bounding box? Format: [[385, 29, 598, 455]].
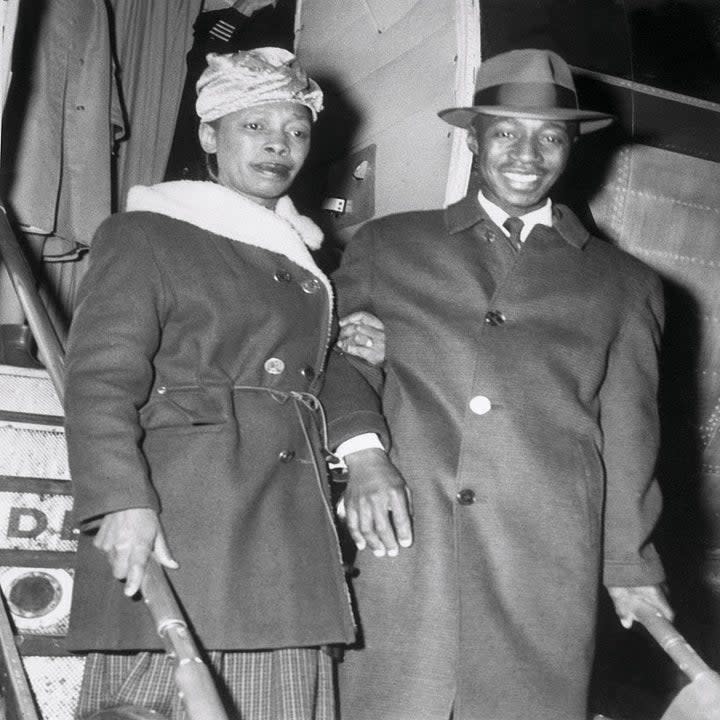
[[233, 385, 338, 464]]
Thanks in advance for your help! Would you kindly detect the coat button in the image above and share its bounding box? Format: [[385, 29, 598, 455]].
[[469, 395, 492, 415], [456, 488, 476, 505], [300, 366, 315, 381], [278, 450, 295, 463], [264, 357, 285, 375], [300, 277, 322, 294], [484, 310, 506, 326], [274, 269, 292, 283]]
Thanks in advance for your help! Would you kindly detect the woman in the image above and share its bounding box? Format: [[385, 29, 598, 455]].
[[64, 48, 385, 720]]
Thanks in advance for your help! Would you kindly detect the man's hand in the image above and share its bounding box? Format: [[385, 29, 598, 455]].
[[337, 311, 386, 366], [339, 448, 413, 557], [93, 508, 178, 597], [607, 584, 674, 629]]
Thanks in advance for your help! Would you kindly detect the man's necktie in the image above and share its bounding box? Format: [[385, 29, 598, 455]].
[[503, 216, 524, 252]]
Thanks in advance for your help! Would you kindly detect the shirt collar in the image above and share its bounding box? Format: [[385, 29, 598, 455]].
[[477, 190, 552, 243], [445, 191, 590, 250]]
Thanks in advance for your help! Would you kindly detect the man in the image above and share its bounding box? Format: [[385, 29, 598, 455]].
[[333, 49, 673, 720]]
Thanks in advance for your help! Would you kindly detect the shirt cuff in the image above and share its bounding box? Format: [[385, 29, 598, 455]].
[[335, 433, 385, 459]]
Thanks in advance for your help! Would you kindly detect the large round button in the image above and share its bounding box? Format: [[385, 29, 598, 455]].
[[300, 366, 316, 381], [469, 395, 492, 415], [274, 269, 292, 283], [300, 277, 322, 294], [456, 489, 476, 505], [264, 357, 285, 375], [484, 310, 506, 326]]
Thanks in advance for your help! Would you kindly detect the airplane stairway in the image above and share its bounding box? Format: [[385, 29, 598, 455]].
[[0, 363, 82, 719]]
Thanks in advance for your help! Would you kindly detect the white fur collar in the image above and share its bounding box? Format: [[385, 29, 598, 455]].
[[126, 181, 330, 296]]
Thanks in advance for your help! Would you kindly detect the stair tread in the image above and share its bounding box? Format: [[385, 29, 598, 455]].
[[0, 365, 62, 417]]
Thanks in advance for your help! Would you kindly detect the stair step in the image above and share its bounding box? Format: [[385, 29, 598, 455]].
[[0, 422, 69, 481], [0, 368, 79, 718], [0, 365, 63, 417], [23, 656, 84, 720]]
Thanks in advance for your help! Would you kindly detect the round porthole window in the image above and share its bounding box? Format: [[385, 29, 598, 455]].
[[0, 567, 72, 632]]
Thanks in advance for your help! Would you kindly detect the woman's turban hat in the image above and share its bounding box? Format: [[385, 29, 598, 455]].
[[196, 47, 324, 123]]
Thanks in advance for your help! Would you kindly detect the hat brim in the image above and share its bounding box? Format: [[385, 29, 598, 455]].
[[438, 106, 614, 134]]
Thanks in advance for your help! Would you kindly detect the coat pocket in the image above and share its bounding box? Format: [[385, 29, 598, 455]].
[[139, 385, 230, 431]]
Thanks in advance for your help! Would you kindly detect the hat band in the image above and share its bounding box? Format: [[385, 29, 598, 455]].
[[474, 82, 578, 111]]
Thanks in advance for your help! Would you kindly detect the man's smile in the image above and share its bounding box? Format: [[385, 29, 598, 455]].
[[501, 168, 543, 185]]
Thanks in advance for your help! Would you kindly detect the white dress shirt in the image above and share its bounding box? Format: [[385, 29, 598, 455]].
[[477, 190, 552, 243]]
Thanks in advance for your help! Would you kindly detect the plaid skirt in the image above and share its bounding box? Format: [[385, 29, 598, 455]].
[[75, 648, 336, 720]]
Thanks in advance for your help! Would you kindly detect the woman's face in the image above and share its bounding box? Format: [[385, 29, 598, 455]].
[[199, 101, 312, 208]]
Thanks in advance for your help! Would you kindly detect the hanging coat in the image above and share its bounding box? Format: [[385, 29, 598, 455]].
[[333, 193, 666, 720], [64, 180, 386, 651], [5, 0, 122, 254]]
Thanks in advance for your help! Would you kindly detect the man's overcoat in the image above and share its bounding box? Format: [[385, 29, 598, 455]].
[[333, 194, 666, 720], [64, 181, 385, 651]]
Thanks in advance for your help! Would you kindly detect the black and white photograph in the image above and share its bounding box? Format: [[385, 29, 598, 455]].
[[0, 2, 718, 719]]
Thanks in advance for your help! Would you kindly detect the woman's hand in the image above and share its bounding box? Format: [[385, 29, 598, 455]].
[[93, 508, 178, 597], [337, 311, 386, 366]]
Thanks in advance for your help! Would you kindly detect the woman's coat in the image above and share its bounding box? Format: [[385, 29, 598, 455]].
[[64, 181, 384, 651], [333, 193, 666, 720]]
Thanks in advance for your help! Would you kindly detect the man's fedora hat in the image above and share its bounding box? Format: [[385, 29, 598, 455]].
[[439, 48, 614, 134]]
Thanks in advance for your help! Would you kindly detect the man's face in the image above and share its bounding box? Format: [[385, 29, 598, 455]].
[[468, 115, 575, 216]]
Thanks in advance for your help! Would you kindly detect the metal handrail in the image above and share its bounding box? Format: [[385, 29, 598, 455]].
[[0, 584, 40, 720], [0, 205, 65, 400], [0, 202, 229, 720]]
